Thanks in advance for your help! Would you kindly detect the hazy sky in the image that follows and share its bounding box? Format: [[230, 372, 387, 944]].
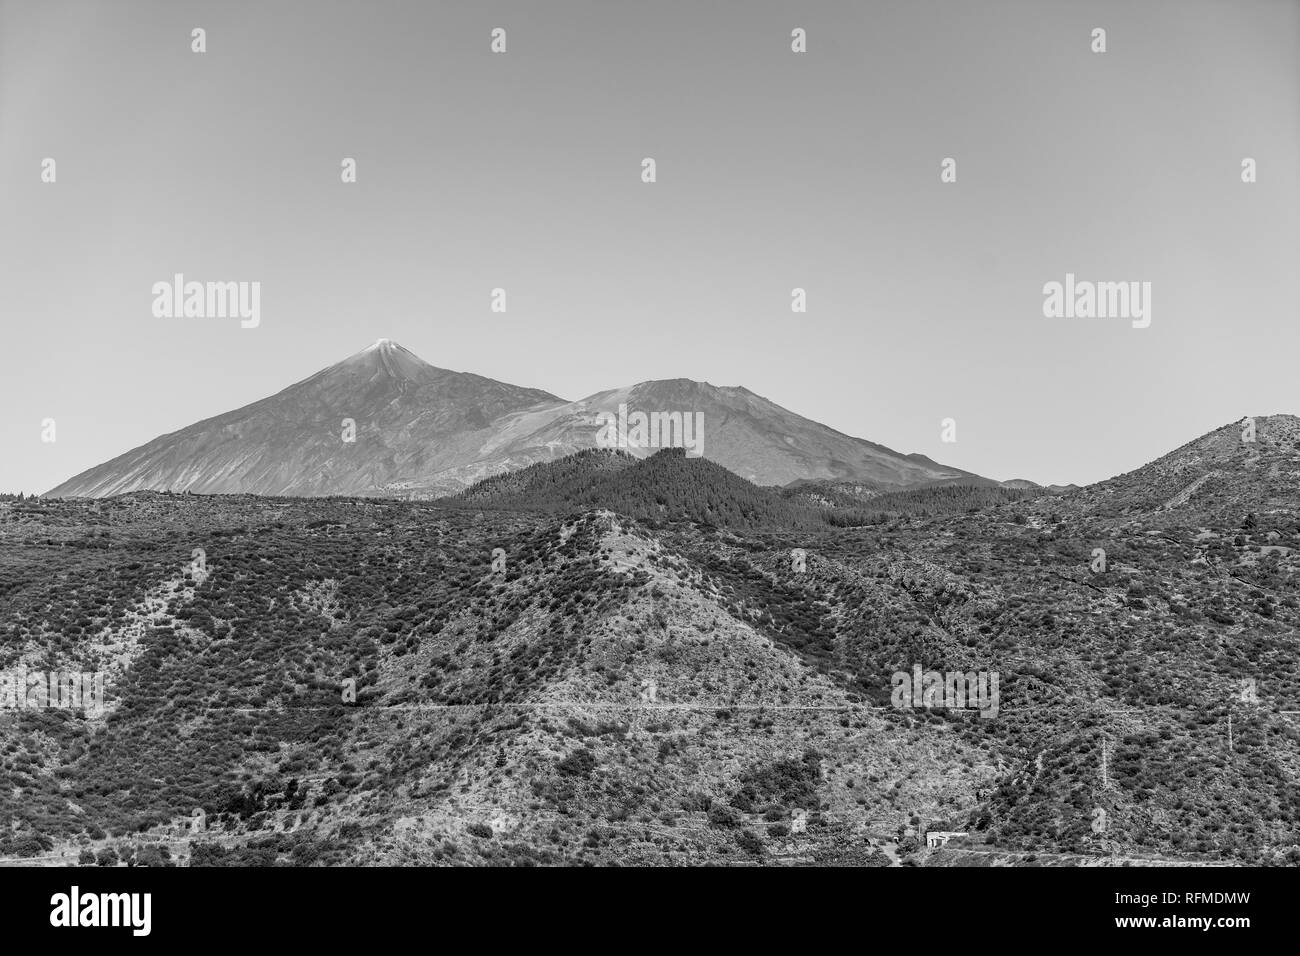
[[2, 0, 1297, 494]]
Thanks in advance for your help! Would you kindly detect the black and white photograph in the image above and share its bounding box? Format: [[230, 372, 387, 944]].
[[1, 0, 1296, 938]]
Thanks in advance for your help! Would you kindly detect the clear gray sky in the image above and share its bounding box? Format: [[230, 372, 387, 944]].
[[2, 0, 1297, 494]]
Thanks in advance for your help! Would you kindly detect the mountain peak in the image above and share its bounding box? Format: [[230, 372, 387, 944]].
[[355, 337, 414, 358], [46, 342, 980, 499], [340, 338, 432, 382]]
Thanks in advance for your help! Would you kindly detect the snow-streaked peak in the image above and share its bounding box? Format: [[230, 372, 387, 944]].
[[338, 338, 434, 381]]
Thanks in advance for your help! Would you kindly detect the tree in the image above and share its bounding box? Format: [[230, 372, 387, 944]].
[[136, 845, 172, 868], [735, 829, 764, 855]]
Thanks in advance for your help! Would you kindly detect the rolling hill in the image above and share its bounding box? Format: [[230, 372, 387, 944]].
[[448, 447, 823, 530]]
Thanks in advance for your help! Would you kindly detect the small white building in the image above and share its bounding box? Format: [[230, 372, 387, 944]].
[[925, 830, 967, 849]]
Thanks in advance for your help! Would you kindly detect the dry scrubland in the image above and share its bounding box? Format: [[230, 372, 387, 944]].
[[2, 417, 1299, 866]]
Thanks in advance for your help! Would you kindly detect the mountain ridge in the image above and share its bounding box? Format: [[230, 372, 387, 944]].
[[48, 339, 983, 499]]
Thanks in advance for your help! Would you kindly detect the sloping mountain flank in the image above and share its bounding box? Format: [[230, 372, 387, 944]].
[[49, 341, 982, 498]]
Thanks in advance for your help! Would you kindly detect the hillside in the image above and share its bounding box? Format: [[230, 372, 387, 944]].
[[784, 481, 1038, 524], [46, 340, 563, 499], [1065, 414, 1300, 522], [449, 448, 823, 530], [4, 416, 1299, 866], [0, 496, 985, 866], [452, 448, 639, 506], [531, 379, 983, 489]]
